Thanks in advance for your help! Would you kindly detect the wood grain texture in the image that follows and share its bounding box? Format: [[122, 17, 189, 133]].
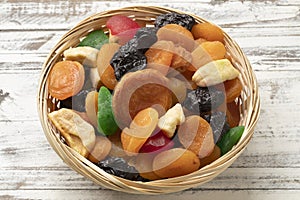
[[1, 190, 300, 200], [0, 0, 300, 199]]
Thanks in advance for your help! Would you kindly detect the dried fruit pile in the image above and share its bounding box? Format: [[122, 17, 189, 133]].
[[47, 12, 245, 181]]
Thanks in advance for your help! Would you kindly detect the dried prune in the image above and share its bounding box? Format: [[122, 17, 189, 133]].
[[154, 12, 196, 31], [60, 88, 94, 112], [202, 111, 230, 143], [183, 87, 224, 114], [96, 157, 149, 181], [111, 49, 146, 81], [134, 27, 158, 53], [110, 27, 158, 81]]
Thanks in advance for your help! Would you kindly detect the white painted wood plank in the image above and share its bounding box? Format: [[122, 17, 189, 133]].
[[1, 189, 300, 200], [1, 1, 299, 30], [0, 167, 299, 190]]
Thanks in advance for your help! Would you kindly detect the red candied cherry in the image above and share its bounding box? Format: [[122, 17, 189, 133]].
[[139, 130, 174, 154], [106, 15, 141, 45]]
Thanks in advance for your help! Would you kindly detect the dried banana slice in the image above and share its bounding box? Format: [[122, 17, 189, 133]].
[[192, 59, 240, 87], [63, 46, 99, 68], [48, 108, 96, 156], [158, 103, 185, 138]]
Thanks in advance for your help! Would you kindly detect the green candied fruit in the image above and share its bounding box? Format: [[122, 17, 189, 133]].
[[78, 30, 108, 50], [97, 86, 118, 136], [217, 126, 245, 155]]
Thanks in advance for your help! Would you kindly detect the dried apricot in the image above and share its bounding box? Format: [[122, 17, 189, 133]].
[[200, 145, 221, 168], [157, 24, 194, 51], [178, 115, 214, 158], [121, 108, 159, 156], [48, 60, 85, 100], [200, 41, 226, 60], [100, 65, 118, 90], [153, 148, 200, 178], [85, 91, 98, 127], [226, 101, 240, 128], [88, 136, 112, 163], [135, 153, 161, 180], [107, 130, 128, 158], [113, 69, 172, 128], [224, 78, 243, 103], [191, 22, 224, 43], [171, 45, 192, 70], [145, 40, 174, 75], [191, 45, 213, 70], [195, 38, 207, 45], [97, 43, 120, 90]]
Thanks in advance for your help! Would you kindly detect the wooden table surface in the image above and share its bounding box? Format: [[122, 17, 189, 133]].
[[0, 0, 299, 199]]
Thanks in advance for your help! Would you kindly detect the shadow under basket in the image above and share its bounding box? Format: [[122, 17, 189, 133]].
[[37, 6, 260, 194]]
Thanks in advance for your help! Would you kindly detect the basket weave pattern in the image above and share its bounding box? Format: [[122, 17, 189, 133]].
[[37, 6, 260, 194]]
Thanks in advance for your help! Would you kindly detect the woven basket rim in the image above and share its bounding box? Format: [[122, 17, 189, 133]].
[[37, 5, 260, 194]]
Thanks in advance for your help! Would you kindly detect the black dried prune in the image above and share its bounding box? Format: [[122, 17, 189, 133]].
[[202, 111, 230, 143], [183, 87, 225, 114], [111, 49, 146, 81], [134, 27, 158, 53], [110, 27, 158, 80], [154, 12, 196, 31], [60, 88, 94, 112], [96, 157, 149, 181]]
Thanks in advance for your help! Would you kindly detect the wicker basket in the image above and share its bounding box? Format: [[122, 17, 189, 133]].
[[37, 6, 260, 194]]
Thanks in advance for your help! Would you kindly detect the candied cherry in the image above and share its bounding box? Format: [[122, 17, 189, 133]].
[[139, 130, 174, 154], [106, 15, 140, 45]]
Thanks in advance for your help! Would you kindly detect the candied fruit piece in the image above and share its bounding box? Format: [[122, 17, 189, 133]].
[[154, 12, 196, 31], [78, 30, 108, 50], [106, 15, 140, 45], [139, 130, 174, 153]]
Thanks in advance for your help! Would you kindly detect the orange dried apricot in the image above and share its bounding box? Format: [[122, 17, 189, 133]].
[[171, 45, 192, 70], [191, 22, 224, 43], [121, 108, 159, 156], [145, 41, 174, 75], [88, 136, 112, 163], [48, 60, 85, 100], [226, 101, 241, 128], [135, 153, 161, 180], [97, 43, 120, 90], [100, 65, 118, 90], [200, 145, 221, 168], [224, 78, 243, 103], [200, 41, 226, 60], [112, 69, 172, 128], [178, 115, 214, 158], [157, 24, 194, 51], [153, 148, 200, 178], [195, 38, 207, 45]]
